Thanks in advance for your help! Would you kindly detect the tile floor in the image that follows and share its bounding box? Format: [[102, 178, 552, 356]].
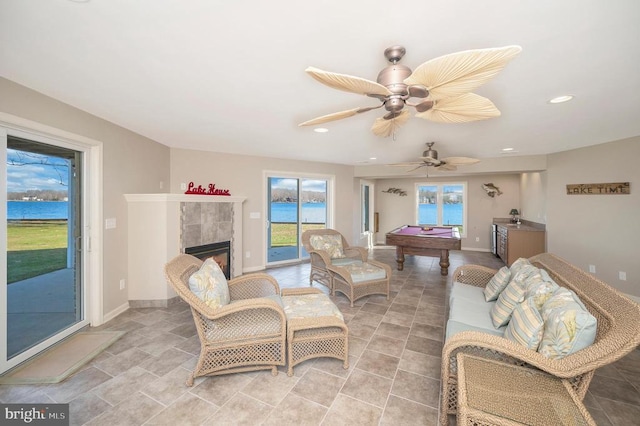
[[1, 249, 639, 425]]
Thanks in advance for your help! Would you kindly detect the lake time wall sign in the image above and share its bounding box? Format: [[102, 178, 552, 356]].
[[566, 182, 630, 195]]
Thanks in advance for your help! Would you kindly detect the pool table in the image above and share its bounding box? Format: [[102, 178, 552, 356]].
[[385, 225, 461, 275]]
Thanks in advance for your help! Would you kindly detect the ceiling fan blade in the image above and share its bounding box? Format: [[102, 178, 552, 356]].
[[403, 45, 522, 101], [371, 109, 410, 137], [415, 93, 501, 123], [441, 156, 480, 166], [405, 164, 428, 173], [387, 161, 424, 167], [437, 163, 458, 171], [299, 105, 381, 126], [305, 67, 392, 97]]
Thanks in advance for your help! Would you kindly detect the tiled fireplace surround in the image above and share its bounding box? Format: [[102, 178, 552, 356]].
[[125, 194, 245, 309]]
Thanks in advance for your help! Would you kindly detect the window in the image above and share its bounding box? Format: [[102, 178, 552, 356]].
[[416, 182, 467, 235]]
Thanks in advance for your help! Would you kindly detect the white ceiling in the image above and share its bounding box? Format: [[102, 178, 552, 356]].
[[1, 1, 639, 166]]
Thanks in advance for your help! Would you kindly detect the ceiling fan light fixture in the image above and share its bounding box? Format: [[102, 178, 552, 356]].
[[313, 127, 329, 133], [549, 95, 574, 104]]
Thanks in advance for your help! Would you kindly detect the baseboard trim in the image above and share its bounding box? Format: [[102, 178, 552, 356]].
[[102, 302, 129, 324], [243, 265, 264, 273]]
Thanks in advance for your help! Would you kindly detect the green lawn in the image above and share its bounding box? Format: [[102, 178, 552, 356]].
[[7, 220, 68, 283], [270, 223, 325, 246]]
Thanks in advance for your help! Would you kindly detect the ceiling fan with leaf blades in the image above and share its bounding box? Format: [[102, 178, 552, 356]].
[[299, 45, 521, 137], [389, 142, 480, 173]]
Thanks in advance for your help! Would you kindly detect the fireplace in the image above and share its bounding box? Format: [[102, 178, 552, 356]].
[[185, 241, 231, 279]]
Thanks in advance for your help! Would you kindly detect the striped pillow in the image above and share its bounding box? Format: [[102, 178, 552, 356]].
[[504, 298, 544, 350], [490, 278, 527, 328], [484, 266, 511, 301]]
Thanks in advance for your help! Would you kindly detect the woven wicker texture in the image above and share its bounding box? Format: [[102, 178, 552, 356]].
[[301, 229, 368, 290], [281, 288, 349, 376], [164, 254, 286, 386], [456, 354, 596, 425], [327, 260, 391, 307], [440, 253, 640, 425]]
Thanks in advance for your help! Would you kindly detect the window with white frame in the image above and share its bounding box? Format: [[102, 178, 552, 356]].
[[416, 182, 467, 235]]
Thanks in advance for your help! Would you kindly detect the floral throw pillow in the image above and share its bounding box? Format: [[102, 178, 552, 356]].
[[309, 234, 346, 259], [188, 258, 230, 309], [538, 288, 597, 359]]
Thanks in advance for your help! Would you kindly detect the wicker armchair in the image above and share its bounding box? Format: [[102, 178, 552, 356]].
[[301, 228, 368, 290], [164, 254, 286, 386], [439, 253, 640, 425]]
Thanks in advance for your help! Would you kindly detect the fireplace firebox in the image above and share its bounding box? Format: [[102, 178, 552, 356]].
[[184, 241, 231, 279]]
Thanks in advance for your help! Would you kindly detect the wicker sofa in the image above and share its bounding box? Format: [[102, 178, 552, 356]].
[[440, 252, 640, 425]]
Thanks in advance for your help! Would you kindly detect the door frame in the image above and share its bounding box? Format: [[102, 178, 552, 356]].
[[0, 112, 103, 372], [263, 170, 335, 267]]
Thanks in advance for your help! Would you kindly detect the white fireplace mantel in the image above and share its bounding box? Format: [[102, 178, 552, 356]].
[[125, 193, 246, 307]]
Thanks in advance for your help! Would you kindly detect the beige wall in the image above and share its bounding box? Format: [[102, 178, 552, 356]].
[[169, 148, 355, 271], [520, 172, 547, 223], [546, 137, 640, 296], [372, 174, 521, 250], [0, 78, 170, 318]]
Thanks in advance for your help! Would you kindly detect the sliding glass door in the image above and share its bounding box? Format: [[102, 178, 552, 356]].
[[1, 130, 88, 373], [266, 175, 330, 264]]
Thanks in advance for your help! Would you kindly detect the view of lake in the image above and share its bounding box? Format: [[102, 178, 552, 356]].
[[269, 202, 462, 226], [7, 200, 462, 224], [7, 201, 68, 220], [270, 202, 326, 223], [420, 204, 463, 226]]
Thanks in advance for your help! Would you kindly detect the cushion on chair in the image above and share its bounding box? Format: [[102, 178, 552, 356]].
[[484, 266, 512, 301], [490, 264, 540, 328], [339, 261, 386, 282], [537, 288, 597, 359], [509, 258, 531, 275], [188, 258, 230, 309], [331, 257, 361, 267], [523, 273, 559, 311], [504, 297, 545, 350], [447, 296, 506, 340], [449, 281, 486, 309], [281, 293, 344, 321], [309, 234, 346, 259]]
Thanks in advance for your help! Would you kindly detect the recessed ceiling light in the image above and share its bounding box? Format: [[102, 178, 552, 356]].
[[502, 148, 514, 152], [313, 127, 329, 133], [369, 157, 377, 160], [549, 95, 574, 104]]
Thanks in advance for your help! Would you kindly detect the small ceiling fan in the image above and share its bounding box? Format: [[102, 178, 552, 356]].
[[299, 45, 521, 137], [390, 142, 480, 172]]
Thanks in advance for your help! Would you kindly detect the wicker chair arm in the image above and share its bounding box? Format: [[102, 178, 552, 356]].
[[452, 265, 498, 288], [343, 246, 368, 261], [443, 331, 593, 379], [228, 273, 280, 300], [308, 250, 332, 266], [199, 297, 285, 322]]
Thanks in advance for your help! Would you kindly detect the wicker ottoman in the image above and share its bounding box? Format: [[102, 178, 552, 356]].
[[326, 260, 391, 307], [455, 353, 596, 426], [281, 288, 349, 376]]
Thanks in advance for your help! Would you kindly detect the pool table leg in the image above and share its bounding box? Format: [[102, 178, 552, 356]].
[[439, 249, 450, 276], [395, 247, 405, 271]]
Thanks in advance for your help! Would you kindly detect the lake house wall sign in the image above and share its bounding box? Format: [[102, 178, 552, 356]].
[[566, 182, 630, 195]]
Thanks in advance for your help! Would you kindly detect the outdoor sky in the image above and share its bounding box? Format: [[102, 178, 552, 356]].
[[270, 177, 327, 193], [6, 149, 69, 193]]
